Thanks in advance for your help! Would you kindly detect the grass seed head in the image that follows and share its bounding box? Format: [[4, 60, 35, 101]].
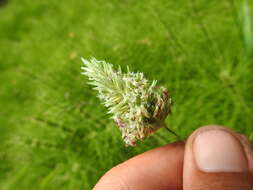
[[81, 57, 172, 146]]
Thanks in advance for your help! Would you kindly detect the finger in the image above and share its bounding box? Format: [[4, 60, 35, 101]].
[[237, 134, 253, 172], [93, 141, 185, 190], [183, 125, 253, 190]]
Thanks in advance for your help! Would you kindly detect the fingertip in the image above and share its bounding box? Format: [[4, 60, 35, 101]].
[[183, 125, 253, 190]]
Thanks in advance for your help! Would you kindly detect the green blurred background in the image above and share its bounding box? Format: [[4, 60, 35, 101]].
[[1, 0, 253, 189]]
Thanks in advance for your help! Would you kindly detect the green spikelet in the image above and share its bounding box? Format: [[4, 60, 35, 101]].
[[81, 58, 172, 146]]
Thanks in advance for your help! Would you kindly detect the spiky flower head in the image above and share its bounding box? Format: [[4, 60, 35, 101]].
[[81, 58, 172, 146]]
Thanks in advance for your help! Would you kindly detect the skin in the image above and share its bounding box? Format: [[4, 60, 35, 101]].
[[93, 125, 253, 190]]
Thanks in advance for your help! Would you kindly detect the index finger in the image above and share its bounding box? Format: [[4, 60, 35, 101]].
[[93, 141, 185, 190]]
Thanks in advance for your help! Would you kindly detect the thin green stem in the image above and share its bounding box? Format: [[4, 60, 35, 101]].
[[163, 123, 180, 139]]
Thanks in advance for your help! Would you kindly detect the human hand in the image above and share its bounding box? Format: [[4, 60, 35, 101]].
[[93, 125, 253, 190]]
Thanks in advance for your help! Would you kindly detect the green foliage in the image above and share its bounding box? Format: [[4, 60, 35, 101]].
[[0, 0, 253, 189], [241, 0, 253, 57]]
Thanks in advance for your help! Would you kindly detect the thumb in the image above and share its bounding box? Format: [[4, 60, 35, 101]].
[[183, 125, 253, 190]]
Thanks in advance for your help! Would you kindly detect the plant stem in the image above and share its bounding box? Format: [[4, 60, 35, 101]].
[[163, 123, 180, 139]]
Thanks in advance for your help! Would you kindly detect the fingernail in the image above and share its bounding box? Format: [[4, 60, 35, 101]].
[[194, 129, 248, 172]]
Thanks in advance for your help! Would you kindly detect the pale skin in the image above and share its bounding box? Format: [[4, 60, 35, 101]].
[[93, 125, 253, 190]]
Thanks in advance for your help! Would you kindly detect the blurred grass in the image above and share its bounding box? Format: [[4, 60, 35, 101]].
[[242, 0, 253, 56], [0, 0, 253, 189]]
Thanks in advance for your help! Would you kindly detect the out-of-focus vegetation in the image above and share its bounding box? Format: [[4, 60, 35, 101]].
[[0, 0, 253, 189]]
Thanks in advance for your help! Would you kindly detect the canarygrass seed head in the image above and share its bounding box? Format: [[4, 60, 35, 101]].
[[81, 57, 172, 146]]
